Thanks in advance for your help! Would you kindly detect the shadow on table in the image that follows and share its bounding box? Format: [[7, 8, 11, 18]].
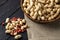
[[40, 20, 60, 30], [18, 31, 28, 40], [4, 31, 28, 40]]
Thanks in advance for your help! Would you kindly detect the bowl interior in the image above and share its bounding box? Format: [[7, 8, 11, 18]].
[[20, 0, 60, 23]]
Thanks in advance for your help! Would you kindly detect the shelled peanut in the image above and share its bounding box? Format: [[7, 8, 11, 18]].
[[22, 0, 60, 21], [4, 17, 28, 39]]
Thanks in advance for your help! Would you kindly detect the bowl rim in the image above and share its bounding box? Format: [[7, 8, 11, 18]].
[[20, 0, 60, 23]]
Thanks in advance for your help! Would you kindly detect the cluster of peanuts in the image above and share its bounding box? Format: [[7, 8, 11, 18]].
[[23, 0, 60, 21], [5, 17, 28, 39]]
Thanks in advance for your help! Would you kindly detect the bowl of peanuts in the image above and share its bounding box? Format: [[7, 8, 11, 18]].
[[21, 0, 60, 23]]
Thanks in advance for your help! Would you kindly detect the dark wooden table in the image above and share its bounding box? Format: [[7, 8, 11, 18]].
[[0, 0, 28, 40]]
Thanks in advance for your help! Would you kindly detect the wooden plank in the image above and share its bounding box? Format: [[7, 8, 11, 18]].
[[0, 0, 28, 40]]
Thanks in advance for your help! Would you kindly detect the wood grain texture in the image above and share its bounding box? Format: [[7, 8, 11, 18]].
[[0, 0, 28, 40]]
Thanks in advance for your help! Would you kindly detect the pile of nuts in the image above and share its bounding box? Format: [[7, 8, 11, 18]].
[[22, 0, 60, 21], [5, 17, 28, 39]]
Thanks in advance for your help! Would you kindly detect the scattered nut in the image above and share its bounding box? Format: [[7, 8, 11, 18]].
[[14, 35, 22, 39], [5, 18, 10, 23]]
